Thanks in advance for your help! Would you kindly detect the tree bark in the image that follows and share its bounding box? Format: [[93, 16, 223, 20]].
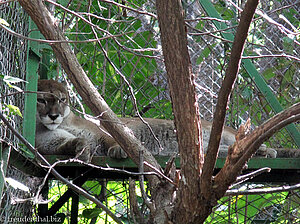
[[156, 1, 204, 223]]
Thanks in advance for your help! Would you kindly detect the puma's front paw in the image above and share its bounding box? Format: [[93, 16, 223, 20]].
[[107, 145, 128, 159], [73, 138, 91, 162], [256, 144, 277, 158]]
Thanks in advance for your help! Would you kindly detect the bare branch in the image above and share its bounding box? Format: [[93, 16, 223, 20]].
[[201, 0, 259, 199], [129, 178, 143, 224], [267, 2, 300, 15], [0, 22, 129, 44], [214, 102, 300, 198], [231, 168, 271, 187], [138, 150, 154, 212], [41, 157, 160, 177], [226, 182, 300, 196], [0, 0, 14, 5], [256, 9, 300, 37], [242, 54, 300, 62], [144, 162, 177, 187], [100, 0, 157, 19]]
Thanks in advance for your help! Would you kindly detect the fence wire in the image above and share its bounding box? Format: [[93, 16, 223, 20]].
[[0, 1, 33, 224], [47, 179, 300, 224], [44, 0, 299, 222], [53, 0, 300, 148], [0, 0, 299, 223]]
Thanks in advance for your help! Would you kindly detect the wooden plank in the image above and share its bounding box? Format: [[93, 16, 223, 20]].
[[44, 155, 300, 170]]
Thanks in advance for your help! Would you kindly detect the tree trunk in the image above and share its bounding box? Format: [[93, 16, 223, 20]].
[[156, 1, 204, 223]]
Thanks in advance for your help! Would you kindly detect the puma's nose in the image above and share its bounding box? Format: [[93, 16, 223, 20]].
[[48, 114, 59, 121]]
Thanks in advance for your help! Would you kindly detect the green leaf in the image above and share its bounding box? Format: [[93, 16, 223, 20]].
[[196, 45, 215, 64], [262, 68, 275, 81], [3, 76, 27, 91], [241, 87, 253, 101], [6, 104, 23, 118], [3, 76, 26, 84], [0, 18, 9, 26], [81, 208, 102, 219]]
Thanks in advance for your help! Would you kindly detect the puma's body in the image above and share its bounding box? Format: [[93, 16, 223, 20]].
[[35, 80, 278, 161]]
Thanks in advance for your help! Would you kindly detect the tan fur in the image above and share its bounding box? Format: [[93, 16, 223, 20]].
[[36, 80, 123, 161], [35, 80, 278, 161]]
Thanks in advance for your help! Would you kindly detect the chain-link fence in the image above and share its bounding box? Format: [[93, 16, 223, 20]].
[[0, 0, 299, 223], [0, 1, 34, 223], [46, 178, 299, 223], [45, 0, 299, 223], [50, 0, 299, 148], [208, 182, 300, 223]]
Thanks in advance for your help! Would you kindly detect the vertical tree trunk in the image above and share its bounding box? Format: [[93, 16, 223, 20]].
[[156, 1, 204, 223]]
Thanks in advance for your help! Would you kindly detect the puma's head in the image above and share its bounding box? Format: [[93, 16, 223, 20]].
[[37, 80, 71, 130]]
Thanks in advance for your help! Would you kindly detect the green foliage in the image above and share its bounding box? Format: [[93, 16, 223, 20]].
[[2, 103, 22, 118], [1, 75, 25, 118], [205, 190, 300, 224], [43, 0, 173, 119], [47, 180, 148, 223]]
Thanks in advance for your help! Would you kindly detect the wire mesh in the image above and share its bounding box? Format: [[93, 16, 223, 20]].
[[0, 0, 299, 223], [48, 0, 299, 148], [0, 1, 34, 224], [45, 178, 300, 224], [206, 182, 300, 224], [43, 0, 299, 222], [46, 179, 151, 224]]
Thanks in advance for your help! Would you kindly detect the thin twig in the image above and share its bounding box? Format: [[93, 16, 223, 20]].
[[45, 0, 161, 59], [0, 22, 129, 44], [43, 157, 160, 177], [138, 149, 154, 212], [100, 0, 157, 18], [231, 167, 271, 187], [144, 162, 176, 187], [226, 183, 300, 196], [0, 0, 14, 5], [242, 54, 300, 62]]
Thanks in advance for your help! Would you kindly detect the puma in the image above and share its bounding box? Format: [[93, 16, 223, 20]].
[[35, 80, 277, 162]]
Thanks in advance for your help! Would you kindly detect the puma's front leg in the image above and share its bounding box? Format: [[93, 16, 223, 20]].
[[57, 137, 90, 162], [36, 129, 90, 162], [102, 134, 127, 159]]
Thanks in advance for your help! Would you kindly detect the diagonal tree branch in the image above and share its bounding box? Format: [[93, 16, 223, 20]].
[[213, 102, 300, 198], [200, 0, 259, 199], [17, 0, 161, 189]]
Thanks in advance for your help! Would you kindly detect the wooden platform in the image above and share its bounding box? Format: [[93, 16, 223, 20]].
[[9, 149, 300, 182]]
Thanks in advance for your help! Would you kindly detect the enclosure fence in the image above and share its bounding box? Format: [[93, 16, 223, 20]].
[[0, 0, 299, 223]]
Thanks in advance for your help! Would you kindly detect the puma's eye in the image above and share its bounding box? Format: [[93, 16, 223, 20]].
[[60, 98, 67, 103], [37, 98, 47, 104]]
